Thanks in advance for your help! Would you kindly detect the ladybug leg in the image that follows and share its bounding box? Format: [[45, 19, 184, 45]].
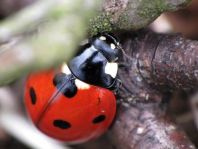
[[100, 72, 122, 92], [53, 73, 78, 98], [107, 78, 122, 92]]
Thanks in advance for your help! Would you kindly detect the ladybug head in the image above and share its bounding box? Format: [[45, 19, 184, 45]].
[[90, 33, 121, 62]]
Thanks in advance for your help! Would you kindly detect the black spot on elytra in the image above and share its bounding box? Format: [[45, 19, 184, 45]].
[[53, 73, 77, 98], [53, 120, 71, 129], [92, 115, 106, 124], [29, 87, 36, 105]]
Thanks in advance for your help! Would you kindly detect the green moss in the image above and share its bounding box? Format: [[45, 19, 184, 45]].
[[88, 13, 114, 36], [138, 0, 168, 18], [116, 12, 130, 29]]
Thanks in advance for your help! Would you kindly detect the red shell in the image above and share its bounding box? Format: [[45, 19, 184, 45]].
[[24, 67, 116, 143]]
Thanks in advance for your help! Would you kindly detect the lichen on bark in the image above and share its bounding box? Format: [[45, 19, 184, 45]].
[[89, 0, 192, 33]]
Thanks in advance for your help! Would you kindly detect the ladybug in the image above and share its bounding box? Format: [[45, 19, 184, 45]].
[[24, 33, 121, 143]]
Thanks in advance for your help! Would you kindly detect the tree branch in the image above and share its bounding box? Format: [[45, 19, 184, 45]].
[[117, 30, 198, 101], [89, 0, 191, 34], [107, 30, 197, 149], [109, 102, 195, 149], [0, 0, 99, 85]]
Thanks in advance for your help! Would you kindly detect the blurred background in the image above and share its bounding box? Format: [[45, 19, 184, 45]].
[[0, 0, 198, 148]]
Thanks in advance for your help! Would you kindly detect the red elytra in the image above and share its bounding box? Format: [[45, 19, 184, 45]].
[[24, 66, 116, 144]]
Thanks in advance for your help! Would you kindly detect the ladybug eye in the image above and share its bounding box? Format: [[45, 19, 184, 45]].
[[92, 115, 106, 124], [110, 43, 116, 49], [53, 119, 71, 129], [29, 87, 37, 105]]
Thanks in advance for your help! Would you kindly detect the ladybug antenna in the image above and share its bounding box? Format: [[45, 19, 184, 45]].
[[104, 33, 133, 61], [103, 33, 133, 61], [103, 32, 119, 44], [118, 44, 133, 61]]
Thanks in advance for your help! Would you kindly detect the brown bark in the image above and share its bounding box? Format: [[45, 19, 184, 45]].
[[109, 102, 195, 149], [107, 30, 197, 149], [118, 30, 198, 100]]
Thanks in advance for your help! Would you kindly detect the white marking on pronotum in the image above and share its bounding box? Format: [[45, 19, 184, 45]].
[[61, 63, 71, 75], [61, 63, 90, 90], [75, 79, 90, 90], [105, 62, 118, 78], [110, 43, 116, 49], [99, 36, 106, 41]]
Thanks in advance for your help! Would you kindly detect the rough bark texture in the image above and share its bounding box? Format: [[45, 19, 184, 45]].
[[107, 30, 197, 149], [89, 0, 192, 35], [109, 102, 195, 149], [118, 30, 198, 101]]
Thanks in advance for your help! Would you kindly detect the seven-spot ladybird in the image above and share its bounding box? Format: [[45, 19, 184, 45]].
[[24, 33, 121, 143]]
